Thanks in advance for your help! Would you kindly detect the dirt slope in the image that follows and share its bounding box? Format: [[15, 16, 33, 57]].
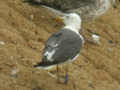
[[0, 0, 120, 90]]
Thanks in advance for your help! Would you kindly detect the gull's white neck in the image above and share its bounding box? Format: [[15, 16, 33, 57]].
[[64, 25, 80, 34]]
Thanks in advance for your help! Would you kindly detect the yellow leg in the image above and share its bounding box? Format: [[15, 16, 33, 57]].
[[56, 64, 60, 83]]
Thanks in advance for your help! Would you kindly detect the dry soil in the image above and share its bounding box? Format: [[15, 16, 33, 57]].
[[0, 0, 120, 90]]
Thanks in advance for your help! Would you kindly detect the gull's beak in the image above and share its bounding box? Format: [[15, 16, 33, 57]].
[[56, 17, 64, 24]]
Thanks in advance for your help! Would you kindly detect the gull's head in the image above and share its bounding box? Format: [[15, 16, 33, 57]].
[[56, 13, 82, 31], [63, 13, 81, 25]]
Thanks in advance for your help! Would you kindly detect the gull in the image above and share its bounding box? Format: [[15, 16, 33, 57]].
[[25, 0, 117, 22], [34, 13, 84, 84]]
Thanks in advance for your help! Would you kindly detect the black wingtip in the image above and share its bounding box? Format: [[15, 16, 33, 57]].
[[33, 61, 56, 68], [23, 0, 43, 5], [33, 62, 47, 68], [33, 64, 40, 68]]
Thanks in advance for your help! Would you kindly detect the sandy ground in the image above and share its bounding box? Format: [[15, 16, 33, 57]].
[[0, 0, 120, 90]]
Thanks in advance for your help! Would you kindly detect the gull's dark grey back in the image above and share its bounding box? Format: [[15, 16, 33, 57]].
[[43, 29, 83, 64], [40, 0, 96, 11]]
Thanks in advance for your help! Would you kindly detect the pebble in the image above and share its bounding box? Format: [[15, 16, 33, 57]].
[[92, 34, 101, 44], [30, 14, 34, 20], [108, 40, 113, 44], [108, 48, 113, 52], [108, 40, 116, 46], [11, 68, 19, 78], [10, 56, 14, 60], [0, 41, 5, 45]]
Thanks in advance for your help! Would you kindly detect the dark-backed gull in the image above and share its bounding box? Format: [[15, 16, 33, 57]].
[[25, 0, 116, 22], [34, 13, 84, 84]]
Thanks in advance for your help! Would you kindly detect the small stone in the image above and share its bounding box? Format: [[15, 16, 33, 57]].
[[92, 34, 100, 44], [11, 68, 19, 78], [30, 14, 34, 20], [108, 40, 116, 46], [108, 48, 113, 52], [108, 40, 113, 44], [0, 41, 5, 45], [41, 15, 45, 18], [10, 56, 14, 60]]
